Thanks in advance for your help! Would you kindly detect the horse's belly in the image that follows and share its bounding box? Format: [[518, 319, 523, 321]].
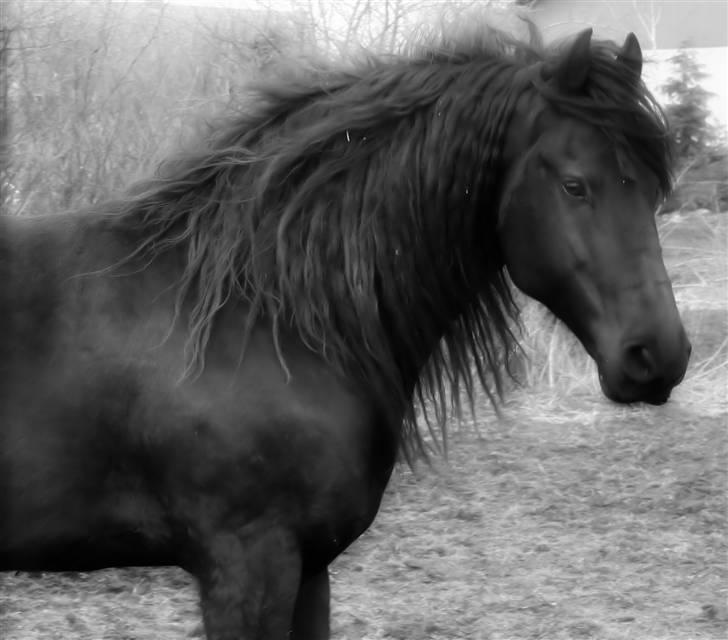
[[0, 519, 175, 572], [0, 463, 174, 571], [0, 391, 175, 571]]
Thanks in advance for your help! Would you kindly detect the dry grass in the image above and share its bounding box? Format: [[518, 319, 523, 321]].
[[333, 406, 726, 640]]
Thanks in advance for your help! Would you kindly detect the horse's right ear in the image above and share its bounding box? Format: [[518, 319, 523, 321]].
[[617, 32, 643, 79], [542, 28, 593, 94]]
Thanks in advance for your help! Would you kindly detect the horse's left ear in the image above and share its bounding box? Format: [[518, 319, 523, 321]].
[[542, 28, 593, 94], [617, 32, 643, 79]]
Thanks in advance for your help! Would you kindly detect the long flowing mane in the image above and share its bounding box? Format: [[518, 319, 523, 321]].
[[110, 21, 672, 457]]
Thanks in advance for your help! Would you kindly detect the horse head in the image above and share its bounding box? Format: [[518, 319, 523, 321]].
[[498, 29, 690, 404]]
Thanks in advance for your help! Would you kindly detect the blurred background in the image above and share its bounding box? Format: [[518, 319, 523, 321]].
[[0, 2, 726, 639], [1, 0, 726, 216]]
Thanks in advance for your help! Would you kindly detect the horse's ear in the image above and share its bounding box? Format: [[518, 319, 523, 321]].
[[617, 32, 643, 79], [542, 28, 593, 94]]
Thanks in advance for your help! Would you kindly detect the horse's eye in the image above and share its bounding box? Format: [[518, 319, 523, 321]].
[[620, 176, 635, 186], [562, 179, 587, 199]]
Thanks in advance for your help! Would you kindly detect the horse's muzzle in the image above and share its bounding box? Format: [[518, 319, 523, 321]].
[[598, 329, 692, 405]]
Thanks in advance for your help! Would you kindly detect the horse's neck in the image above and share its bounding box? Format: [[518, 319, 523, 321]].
[[371, 76, 532, 401]]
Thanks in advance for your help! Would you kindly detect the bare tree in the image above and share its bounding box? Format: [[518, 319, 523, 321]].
[[300, 0, 519, 57], [631, 0, 662, 51], [6, 0, 212, 214], [301, 0, 430, 56], [1, 3, 14, 209], [5, 0, 521, 216]]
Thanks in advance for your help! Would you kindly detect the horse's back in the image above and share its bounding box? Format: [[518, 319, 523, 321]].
[[0, 214, 74, 367]]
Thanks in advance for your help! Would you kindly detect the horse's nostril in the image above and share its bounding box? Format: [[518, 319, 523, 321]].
[[624, 343, 656, 383]]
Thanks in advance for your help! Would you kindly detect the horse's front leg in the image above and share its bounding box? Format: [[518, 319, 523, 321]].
[[195, 524, 301, 640], [291, 568, 330, 639]]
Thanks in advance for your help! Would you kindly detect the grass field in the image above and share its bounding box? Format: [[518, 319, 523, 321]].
[[1, 212, 726, 639]]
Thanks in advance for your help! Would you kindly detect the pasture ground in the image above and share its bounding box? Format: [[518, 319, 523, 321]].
[[1, 213, 726, 640]]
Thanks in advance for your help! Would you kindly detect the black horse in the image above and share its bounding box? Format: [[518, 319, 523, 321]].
[[1, 24, 690, 639]]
